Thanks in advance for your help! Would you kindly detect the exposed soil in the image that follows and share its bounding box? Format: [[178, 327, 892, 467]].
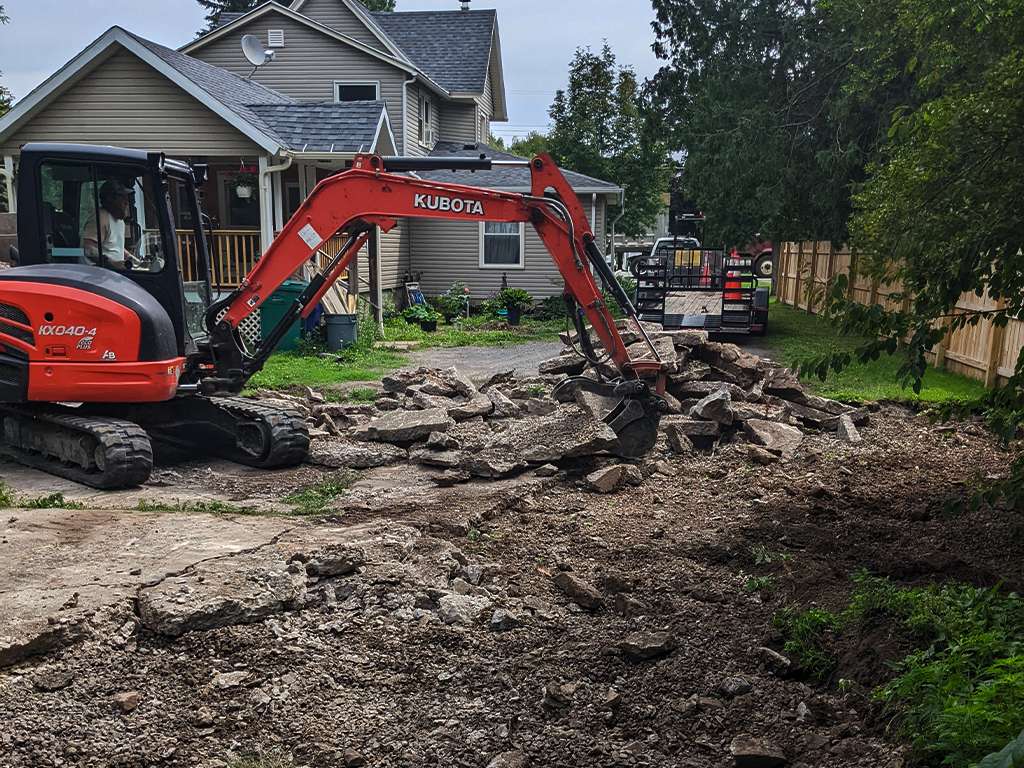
[[1, 403, 1019, 768]]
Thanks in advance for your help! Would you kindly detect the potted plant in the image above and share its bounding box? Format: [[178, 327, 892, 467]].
[[402, 304, 441, 332], [234, 170, 258, 199], [498, 288, 532, 326]]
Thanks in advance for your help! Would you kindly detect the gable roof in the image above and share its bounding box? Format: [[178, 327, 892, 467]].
[[0, 26, 395, 158], [249, 101, 395, 154], [0, 26, 290, 154], [371, 9, 496, 94], [423, 142, 621, 195], [290, 0, 412, 66]]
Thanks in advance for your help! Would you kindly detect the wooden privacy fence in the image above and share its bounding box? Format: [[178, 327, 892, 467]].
[[777, 241, 1024, 387]]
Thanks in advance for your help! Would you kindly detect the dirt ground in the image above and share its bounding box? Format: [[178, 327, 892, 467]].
[[0, 400, 1019, 768]]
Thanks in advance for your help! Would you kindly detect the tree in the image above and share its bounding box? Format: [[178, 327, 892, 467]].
[[508, 132, 549, 158], [196, 0, 266, 34], [358, 0, 396, 10], [649, 0, 907, 245], [0, 5, 10, 214], [547, 44, 671, 238]]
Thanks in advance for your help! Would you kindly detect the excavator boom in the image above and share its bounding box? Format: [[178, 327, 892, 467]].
[[202, 152, 668, 455]]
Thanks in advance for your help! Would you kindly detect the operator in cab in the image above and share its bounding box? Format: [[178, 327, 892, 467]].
[[81, 179, 136, 270]]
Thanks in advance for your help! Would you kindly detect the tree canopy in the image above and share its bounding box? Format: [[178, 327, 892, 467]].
[[546, 44, 672, 238]]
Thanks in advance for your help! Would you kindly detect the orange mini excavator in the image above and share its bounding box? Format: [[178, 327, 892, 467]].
[[0, 145, 668, 488]]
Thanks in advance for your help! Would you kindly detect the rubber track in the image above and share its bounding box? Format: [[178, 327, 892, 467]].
[[0, 406, 153, 489], [209, 396, 309, 469]]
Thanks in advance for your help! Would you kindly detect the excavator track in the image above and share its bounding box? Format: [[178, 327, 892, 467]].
[[0, 406, 153, 489], [114, 395, 309, 470]]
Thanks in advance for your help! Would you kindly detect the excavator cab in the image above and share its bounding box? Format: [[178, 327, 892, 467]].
[[14, 143, 214, 356]]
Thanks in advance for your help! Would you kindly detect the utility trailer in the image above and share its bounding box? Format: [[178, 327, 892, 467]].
[[631, 215, 769, 335]]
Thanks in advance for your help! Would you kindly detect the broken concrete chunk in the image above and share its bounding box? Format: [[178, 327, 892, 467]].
[[665, 424, 695, 454], [762, 367, 806, 401], [534, 463, 560, 478], [426, 431, 461, 450], [437, 593, 490, 625], [353, 408, 454, 443], [586, 465, 629, 493], [742, 445, 780, 465], [837, 414, 863, 443], [301, 544, 365, 577], [729, 735, 787, 768], [538, 354, 587, 376], [308, 438, 407, 469], [411, 449, 466, 469], [696, 342, 766, 388], [619, 631, 676, 661], [553, 571, 603, 610], [137, 554, 307, 637], [744, 419, 803, 456], [669, 379, 748, 403], [448, 394, 494, 421], [689, 387, 735, 426], [486, 388, 521, 418], [661, 416, 721, 447]]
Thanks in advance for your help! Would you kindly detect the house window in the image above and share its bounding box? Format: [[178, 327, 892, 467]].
[[335, 81, 380, 102], [418, 94, 432, 145], [480, 221, 524, 269]]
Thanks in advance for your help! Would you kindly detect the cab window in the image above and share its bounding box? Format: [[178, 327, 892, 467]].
[[38, 161, 166, 273]]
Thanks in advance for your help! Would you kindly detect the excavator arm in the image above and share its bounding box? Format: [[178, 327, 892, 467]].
[[203, 153, 668, 455]]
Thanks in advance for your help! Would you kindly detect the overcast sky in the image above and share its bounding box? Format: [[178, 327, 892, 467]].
[[0, 0, 662, 141]]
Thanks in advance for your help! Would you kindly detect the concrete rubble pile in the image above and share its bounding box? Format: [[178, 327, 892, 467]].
[[253, 320, 867, 488]]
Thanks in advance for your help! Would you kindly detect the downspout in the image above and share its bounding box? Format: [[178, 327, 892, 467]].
[[401, 75, 416, 154], [258, 152, 293, 251], [609, 188, 626, 270]]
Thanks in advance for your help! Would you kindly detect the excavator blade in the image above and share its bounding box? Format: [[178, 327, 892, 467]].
[[552, 376, 665, 459]]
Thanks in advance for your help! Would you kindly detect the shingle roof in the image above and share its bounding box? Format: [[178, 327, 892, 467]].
[[422, 142, 621, 193], [371, 9, 495, 93], [248, 101, 386, 152], [129, 31, 294, 147]]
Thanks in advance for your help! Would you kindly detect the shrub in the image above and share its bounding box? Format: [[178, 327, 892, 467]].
[[401, 304, 441, 324], [432, 281, 471, 321], [497, 288, 533, 312], [533, 295, 568, 321]]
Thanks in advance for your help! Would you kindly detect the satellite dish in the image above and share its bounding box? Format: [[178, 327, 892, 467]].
[[241, 34, 273, 67]]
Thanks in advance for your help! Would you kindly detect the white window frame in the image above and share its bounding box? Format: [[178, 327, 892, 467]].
[[478, 221, 525, 270], [418, 93, 432, 146], [334, 80, 381, 103]]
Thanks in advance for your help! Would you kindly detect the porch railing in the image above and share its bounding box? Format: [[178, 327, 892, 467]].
[[174, 230, 352, 289]]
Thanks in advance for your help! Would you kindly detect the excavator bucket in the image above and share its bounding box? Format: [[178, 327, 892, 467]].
[[552, 376, 666, 458]]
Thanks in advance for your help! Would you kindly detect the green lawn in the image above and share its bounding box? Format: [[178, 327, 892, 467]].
[[762, 302, 987, 404], [383, 315, 564, 348], [247, 314, 563, 392]]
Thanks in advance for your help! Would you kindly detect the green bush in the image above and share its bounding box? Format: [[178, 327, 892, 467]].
[[401, 304, 441, 324], [773, 573, 1024, 767], [431, 281, 471, 321], [533, 295, 568, 321], [497, 287, 533, 312]]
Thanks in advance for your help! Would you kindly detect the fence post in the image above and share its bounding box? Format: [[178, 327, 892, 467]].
[[808, 241, 819, 313], [794, 242, 804, 311], [934, 316, 953, 370], [984, 298, 1008, 388], [847, 247, 857, 302]]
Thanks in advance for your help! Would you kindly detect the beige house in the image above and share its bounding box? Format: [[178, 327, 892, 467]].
[[0, 0, 621, 303]]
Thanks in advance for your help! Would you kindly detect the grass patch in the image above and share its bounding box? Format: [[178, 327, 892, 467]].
[[345, 387, 378, 403], [248, 347, 405, 390], [0, 483, 84, 509], [135, 499, 262, 515], [763, 302, 987, 404], [773, 572, 1024, 767], [284, 476, 355, 516], [745, 574, 777, 594], [384, 315, 563, 348]]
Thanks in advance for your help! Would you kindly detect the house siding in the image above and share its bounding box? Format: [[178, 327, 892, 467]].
[[1, 49, 260, 157], [192, 14, 405, 149], [378, 217, 409, 290], [477, 68, 493, 142], [439, 102, 478, 145], [405, 84, 441, 156], [294, 0, 386, 51], [408, 196, 607, 299]]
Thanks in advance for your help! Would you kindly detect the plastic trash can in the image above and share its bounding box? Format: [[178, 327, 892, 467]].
[[259, 279, 307, 351], [325, 313, 359, 351]]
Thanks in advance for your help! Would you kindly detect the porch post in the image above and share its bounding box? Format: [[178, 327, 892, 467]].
[[368, 226, 384, 333], [3, 155, 15, 214], [272, 171, 284, 234], [258, 155, 273, 252]]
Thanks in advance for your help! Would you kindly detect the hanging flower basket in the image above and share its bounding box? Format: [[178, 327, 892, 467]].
[[235, 184, 254, 199]]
